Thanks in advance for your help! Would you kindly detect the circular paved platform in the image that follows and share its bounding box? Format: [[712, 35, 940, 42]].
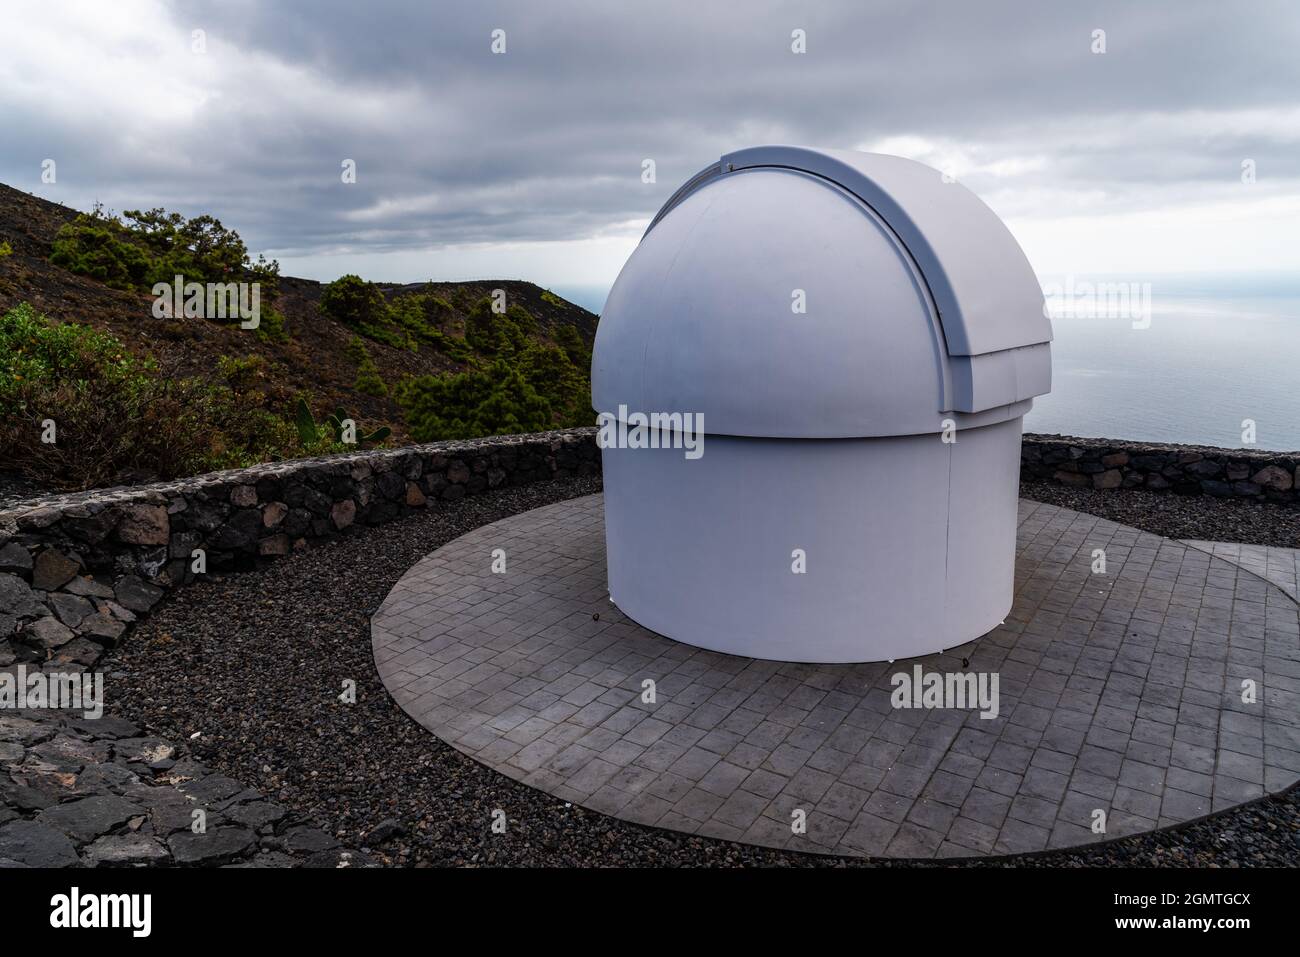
[[371, 495, 1300, 858]]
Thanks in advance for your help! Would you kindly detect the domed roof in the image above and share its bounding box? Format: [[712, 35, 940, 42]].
[[591, 146, 1052, 439]]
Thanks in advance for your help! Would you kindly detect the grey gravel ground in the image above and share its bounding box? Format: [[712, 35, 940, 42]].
[[1020, 481, 1300, 548], [104, 478, 1300, 866]]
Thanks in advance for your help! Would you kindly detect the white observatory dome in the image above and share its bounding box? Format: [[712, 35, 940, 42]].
[[592, 146, 1053, 663]]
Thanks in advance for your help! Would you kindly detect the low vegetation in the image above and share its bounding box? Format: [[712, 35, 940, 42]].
[[294, 398, 391, 448], [346, 336, 388, 397], [397, 302, 591, 441], [0, 304, 364, 489], [50, 205, 279, 295], [319, 274, 474, 359], [321, 274, 594, 442]]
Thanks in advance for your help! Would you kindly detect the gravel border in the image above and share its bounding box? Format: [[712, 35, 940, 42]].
[[103, 479, 1300, 866], [1020, 481, 1300, 548]]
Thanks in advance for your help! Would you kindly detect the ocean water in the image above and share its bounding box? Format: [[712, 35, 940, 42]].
[[550, 285, 610, 315], [562, 274, 1300, 453], [1025, 283, 1300, 452]]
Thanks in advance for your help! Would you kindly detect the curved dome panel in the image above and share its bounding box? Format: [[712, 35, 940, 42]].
[[592, 167, 952, 438], [696, 146, 1054, 358]]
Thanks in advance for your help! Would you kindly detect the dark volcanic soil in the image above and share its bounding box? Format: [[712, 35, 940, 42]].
[[1020, 481, 1300, 548]]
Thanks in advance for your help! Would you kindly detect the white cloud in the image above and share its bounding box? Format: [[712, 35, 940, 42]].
[[4, 0, 1299, 289]]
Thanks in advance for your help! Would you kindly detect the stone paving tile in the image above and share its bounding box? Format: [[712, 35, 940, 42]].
[[372, 495, 1300, 860], [1184, 541, 1300, 601]]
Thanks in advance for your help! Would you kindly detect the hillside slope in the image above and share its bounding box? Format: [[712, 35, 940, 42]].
[[0, 182, 599, 446]]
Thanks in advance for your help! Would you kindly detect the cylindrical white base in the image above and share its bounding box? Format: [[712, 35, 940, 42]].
[[601, 419, 1022, 663]]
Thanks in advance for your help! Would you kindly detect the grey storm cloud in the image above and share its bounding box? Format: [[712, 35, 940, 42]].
[[4, 0, 1299, 261]]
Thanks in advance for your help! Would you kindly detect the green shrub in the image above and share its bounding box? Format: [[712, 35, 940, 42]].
[[541, 289, 565, 308], [346, 336, 388, 397], [397, 339, 592, 441], [433, 331, 473, 362], [50, 205, 279, 294], [216, 353, 268, 394], [464, 297, 531, 357], [463, 298, 495, 354], [398, 360, 553, 441], [129, 208, 253, 286], [0, 304, 299, 489], [506, 303, 536, 335], [517, 343, 591, 428], [49, 209, 151, 290], [327, 280, 470, 356], [355, 367, 388, 397], [388, 288, 455, 341], [344, 335, 367, 366], [452, 287, 476, 311], [319, 274, 387, 328], [322, 279, 541, 361], [318, 275, 415, 349], [554, 323, 589, 365], [255, 304, 289, 343], [0, 240, 12, 258]]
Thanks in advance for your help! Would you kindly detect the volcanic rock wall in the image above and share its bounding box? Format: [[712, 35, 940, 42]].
[[0, 429, 599, 669]]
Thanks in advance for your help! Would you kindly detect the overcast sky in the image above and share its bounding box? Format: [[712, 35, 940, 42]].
[[4, 0, 1298, 298]]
